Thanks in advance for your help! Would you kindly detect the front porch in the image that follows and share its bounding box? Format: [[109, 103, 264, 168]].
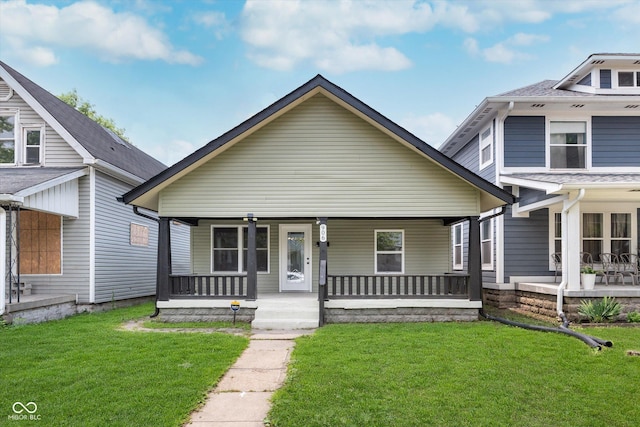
[[484, 281, 640, 322]]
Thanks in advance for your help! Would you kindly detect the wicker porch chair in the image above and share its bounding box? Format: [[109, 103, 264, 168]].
[[619, 253, 639, 285], [599, 253, 623, 285]]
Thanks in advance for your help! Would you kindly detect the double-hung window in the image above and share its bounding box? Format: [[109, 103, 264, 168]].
[[581, 212, 632, 260], [550, 121, 586, 169], [480, 219, 493, 269], [212, 226, 269, 273], [375, 230, 403, 273], [23, 127, 43, 164], [479, 124, 493, 169], [0, 114, 15, 164], [453, 223, 463, 270]]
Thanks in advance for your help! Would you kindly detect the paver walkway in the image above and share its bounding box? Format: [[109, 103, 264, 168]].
[[184, 329, 314, 427]]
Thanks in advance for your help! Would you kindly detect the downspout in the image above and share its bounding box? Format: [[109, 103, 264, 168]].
[[0, 207, 6, 316], [132, 207, 161, 318], [557, 189, 585, 317], [495, 101, 513, 285]]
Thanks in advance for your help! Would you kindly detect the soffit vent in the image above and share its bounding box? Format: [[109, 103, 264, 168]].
[[0, 79, 13, 101], [634, 61, 640, 65], [566, 74, 580, 83], [571, 104, 585, 108], [531, 104, 545, 108], [591, 60, 605, 64], [625, 105, 639, 109], [482, 107, 492, 114]]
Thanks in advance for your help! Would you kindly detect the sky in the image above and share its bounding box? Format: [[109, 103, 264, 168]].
[[1, 0, 639, 167]]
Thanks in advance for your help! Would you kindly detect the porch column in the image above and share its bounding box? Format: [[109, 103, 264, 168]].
[[468, 216, 482, 301], [245, 213, 257, 300], [562, 196, 582, 291], [317, 217, 328, 326], [157, 217, 172, 301]]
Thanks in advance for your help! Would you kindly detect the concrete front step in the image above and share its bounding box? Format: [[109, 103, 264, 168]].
[[251, 296, 319, 329]]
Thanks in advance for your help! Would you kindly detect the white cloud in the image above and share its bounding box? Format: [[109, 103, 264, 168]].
[[240, 0, 441, 73], [466, 33, 550, 64], [0, 0, 202, 66], [146, 138, 197, 166], [400, 112, 458, 147]]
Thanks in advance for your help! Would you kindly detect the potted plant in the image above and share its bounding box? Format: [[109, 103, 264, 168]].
[[580, 266, 597, 290]]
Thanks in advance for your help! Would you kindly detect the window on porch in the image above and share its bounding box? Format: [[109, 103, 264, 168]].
[[211, 225, 269, 273], [453, 223, 463, 270], [375, 230, 404, 274], [481, 219, 493, 270]]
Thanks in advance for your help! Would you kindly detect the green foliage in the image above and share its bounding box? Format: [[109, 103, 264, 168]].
[[269, 322, 640, 427], [578, 296, 622, 323], [580, 266, 597, 274], [58, 89, 129, 142], [0, 303, 248, 426], [627, 311, 640, 323]]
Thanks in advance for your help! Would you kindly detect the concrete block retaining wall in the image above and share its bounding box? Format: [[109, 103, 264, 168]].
[[158, 307, 256, 323], [324, 307, 479, 323]]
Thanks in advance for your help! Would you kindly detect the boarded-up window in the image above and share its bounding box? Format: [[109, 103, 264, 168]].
[[20, 211, 61, 274], [130, 223, 149, 246]]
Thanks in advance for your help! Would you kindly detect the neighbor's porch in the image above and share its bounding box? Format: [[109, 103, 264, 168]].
[[154, 215, 487, 326]]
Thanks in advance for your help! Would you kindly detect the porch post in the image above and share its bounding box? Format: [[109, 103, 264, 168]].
[[563, 196, 582, 291], [468, 216, 482, 301], [157, 217, 172, 301], [245, 213, 257, 300], [317, 217, 328, 326]]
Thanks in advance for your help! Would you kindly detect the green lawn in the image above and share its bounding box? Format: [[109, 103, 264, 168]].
[[269, 321, 640, 427], [0, 303, 248, 427]]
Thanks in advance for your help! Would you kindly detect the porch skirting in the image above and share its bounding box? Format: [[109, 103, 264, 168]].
[[483, 282, 640, 322]]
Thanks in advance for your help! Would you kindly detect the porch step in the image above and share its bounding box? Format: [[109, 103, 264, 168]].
[[251, 295, 319, 330]]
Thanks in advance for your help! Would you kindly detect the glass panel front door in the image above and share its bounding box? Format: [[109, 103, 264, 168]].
[[279, 225, 312, 291]]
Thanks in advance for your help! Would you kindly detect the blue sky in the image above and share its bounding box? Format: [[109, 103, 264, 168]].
[[1, 0, 639, 166]]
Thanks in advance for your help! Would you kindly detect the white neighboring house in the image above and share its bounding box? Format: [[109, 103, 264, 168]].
[[0, 61, 189, 322]]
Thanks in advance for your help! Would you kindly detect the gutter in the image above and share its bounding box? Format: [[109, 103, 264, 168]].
[[131, 207, 161, 318], [557, 189, 585, 317]]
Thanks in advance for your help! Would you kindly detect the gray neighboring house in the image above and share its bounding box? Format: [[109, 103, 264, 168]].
[[440, 53, 640, 320], [121, 74, 514, 328], [0, 61, 189, 323]]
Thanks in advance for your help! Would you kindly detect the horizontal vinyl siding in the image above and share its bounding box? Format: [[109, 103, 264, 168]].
[[504, 116, 545, 167], [94, 172, 158, 302], [159, 94, 480, 218], [504, 207, 553, 281], [592, 116, 640, 166], [451, 134, 495, 183], [191, 219, 451, 293], [1, 90, 83, 166], [519, 187, 556, 207], [24, 175, 91, 301]]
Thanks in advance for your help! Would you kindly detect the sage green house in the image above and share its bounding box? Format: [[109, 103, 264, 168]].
[[121, 75, 514, 328]]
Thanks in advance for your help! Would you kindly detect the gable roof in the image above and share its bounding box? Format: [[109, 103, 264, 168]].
[[121, 74, 514, 212], [554, 53, 640, 90], [0, 61, 166, 182]]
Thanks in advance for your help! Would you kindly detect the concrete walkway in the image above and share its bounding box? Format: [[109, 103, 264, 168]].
[[184, 329, 314, 427]]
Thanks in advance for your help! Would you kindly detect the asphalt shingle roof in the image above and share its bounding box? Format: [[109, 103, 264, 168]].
[[0, 61, 166, 181], [506, 173, 640, 185], [0, 167, 85, 194]]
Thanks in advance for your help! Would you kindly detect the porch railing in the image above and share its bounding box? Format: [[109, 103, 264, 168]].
[[326, 274, 469, 299], [169, 274, 247, 298]]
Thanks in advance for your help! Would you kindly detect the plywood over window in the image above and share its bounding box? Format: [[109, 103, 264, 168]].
[[130, 223, 149, 246], [20, 211, 61, 274]]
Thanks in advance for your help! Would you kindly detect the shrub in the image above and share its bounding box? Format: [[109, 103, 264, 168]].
[[627, 311, 640, 323], [578, 296, 621, 323]]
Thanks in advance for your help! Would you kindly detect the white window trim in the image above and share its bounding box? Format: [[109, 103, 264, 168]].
[[453, 223, 464, 270], [614, 70, 640, 88], [0, 109, 18, 166], [22, 124, 45, 166], [480, 218, 494, 270], [210, 225, 270, 274], [374, 229, 404, 274], [479, 123, 493, 170], [545, 117, 591, 171]]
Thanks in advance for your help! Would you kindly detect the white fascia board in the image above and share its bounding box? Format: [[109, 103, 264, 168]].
[[0, 194, 24, 203], [14, 168, 88, 198], [86, 159, 145, 186], [0, 66, 94, 161], [500, 175, 562, 194]]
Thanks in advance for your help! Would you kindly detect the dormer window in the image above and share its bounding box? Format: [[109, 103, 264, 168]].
[[24, 127, 43, 164], [549, 121, 586, 169], [618, 71, 640, 88]]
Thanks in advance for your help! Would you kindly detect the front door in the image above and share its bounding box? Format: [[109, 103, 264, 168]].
[[279, 224, 312, 292]]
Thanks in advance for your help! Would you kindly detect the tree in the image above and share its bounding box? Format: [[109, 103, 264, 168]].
[[58, 89, 129, 142]]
